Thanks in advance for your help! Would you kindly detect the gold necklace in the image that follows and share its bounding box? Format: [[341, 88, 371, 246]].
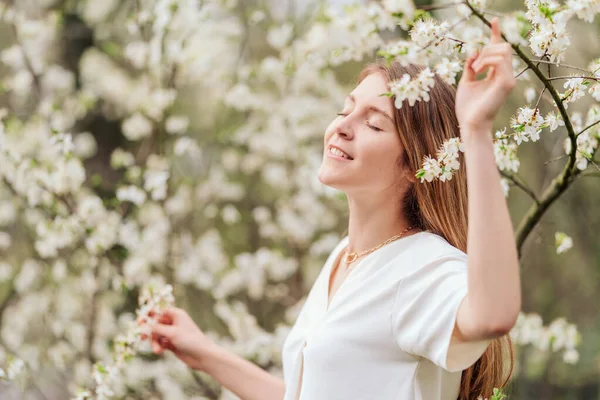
[[343, 225, 416, 267]]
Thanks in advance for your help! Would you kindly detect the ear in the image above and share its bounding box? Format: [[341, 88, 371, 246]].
[[403, 168, 417, 184]]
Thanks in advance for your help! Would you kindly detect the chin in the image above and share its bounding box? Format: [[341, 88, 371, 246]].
[[317, 165, 347, 191]]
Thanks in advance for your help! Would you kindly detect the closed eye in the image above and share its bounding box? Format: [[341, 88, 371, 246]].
[[366, 122, 382, 132]]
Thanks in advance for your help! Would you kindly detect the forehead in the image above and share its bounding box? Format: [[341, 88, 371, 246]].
[[350, 73, 393, 113]]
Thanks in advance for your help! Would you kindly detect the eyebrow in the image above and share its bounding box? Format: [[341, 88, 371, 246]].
[[347, 93, 394, 124]]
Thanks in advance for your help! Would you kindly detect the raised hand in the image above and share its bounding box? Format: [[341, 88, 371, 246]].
[[455, 17, 517, 135], [140, 307, 217, 371]]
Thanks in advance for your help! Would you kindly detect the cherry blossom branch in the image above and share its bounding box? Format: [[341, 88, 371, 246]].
[[547, 75, 600, 82], [465, 1, 579, 258], [577, 119, 600, 138], [417, 1, 464, 12], [515, 66, 530, 79], [500, 171, 539, 204], [530, 59, 593, 74], [578, 172, 600, 178]]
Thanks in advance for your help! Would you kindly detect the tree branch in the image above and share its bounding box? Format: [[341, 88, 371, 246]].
[[500, 171, 539, 204]]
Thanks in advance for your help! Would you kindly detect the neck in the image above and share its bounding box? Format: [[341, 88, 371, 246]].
[[346, 187, 417, 255]]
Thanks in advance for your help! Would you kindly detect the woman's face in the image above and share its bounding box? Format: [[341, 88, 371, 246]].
[[318, 72, 413, 194]]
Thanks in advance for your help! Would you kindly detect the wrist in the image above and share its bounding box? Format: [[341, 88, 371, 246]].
[[460, 125, 494, 144], [195, 340, 224, 373]]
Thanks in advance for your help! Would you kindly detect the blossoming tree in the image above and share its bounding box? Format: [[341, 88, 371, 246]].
[[0, 0, 596, 398]]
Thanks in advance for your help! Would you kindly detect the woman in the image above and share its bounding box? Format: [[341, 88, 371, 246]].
[[144, 17, 520, 400]]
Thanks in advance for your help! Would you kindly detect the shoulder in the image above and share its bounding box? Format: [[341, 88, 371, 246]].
[[388, 231, 468, 279], [416, 231, 467, 260]]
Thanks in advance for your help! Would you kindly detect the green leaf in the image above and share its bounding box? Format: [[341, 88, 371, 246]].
[[101, 41, 121, 58]]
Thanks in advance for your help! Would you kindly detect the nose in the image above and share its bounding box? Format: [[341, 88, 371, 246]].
[[333, 117, 355, 140]]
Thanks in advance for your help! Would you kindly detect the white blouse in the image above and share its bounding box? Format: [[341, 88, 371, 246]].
[[281, 231, 492, 400]]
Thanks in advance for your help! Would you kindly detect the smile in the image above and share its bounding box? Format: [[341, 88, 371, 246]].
[[328, 146, 353, 160]]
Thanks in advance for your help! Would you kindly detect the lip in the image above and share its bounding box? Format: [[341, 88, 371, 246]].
[[327, 145, 353, 161]]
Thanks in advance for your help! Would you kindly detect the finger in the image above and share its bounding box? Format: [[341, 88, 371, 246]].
[[471, 55, 505, 75], [160, 306, 184, 321], [490, 17, 502, 44], [474, 43, 511, 65], [151, 339, 165, 354], [459, 50, 479, 83], [151, 322, 176, 339]]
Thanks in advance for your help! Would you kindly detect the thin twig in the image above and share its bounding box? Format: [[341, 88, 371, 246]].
[[547, 75, 600, 82], [515, 66, 530, 79], [533, 86, 546, 111], [543, 154, 568, 166], [417, 1, 463, 12], [578, 172, 600, 178], [577, 119, 600, 138], [530, 59, 592, 74], [500, 171, 539, 204]]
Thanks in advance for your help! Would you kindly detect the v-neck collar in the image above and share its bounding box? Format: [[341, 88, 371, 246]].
[[323, 231, 427, 312]]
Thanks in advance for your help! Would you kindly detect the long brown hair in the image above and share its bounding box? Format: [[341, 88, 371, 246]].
[[357, 61, 514, 399]]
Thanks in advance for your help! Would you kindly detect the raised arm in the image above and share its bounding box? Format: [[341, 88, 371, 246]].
[[453, 17, 522, 341]]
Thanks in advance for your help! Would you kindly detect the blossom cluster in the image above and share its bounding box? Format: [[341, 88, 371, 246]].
[[510, 312, 581, 364], [415, 138, 465, 183], [562, 106, 600, 170], [525, 0, 572, 64], [389, 67, 436, 108], [74, 283, 175, 400]]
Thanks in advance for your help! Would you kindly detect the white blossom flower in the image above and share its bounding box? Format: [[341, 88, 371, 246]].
[[389, 68, 436, 109], [6, 358, 25, 380], [561, 76, 588, 106], [563, 348, 580, 364], [510, 106, 545, 144], [494, 139, 520, 172], [266, 23, 293, 50], [111, 148, 136, 169], [173, 136, 200, 156], [50, 133, 74, 155], [434, 58, 461, 85], [563, 127, 598, 170], [124, 41, 149, 69], [544, 111, 564, 131], [555, 232, 573, 254], [73, 132, 97, 159], [221, 204, 241, 225], [143, 169, 169, 201], [524, 87, 536, 103], [410, 19, 457, 56], [0, 262, 13, 282], [117, 185, 147, 205], [566, 0, 600, 22], [122, 113, 153, 141], [382, 0, 416, 29], [165, 115, 189, 135]]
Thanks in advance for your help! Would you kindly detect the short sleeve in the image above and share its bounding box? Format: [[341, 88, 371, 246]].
[[391, 255, 492, 372]]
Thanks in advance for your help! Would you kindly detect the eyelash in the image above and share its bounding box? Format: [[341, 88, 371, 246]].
[[336, 113, 383, 132]]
